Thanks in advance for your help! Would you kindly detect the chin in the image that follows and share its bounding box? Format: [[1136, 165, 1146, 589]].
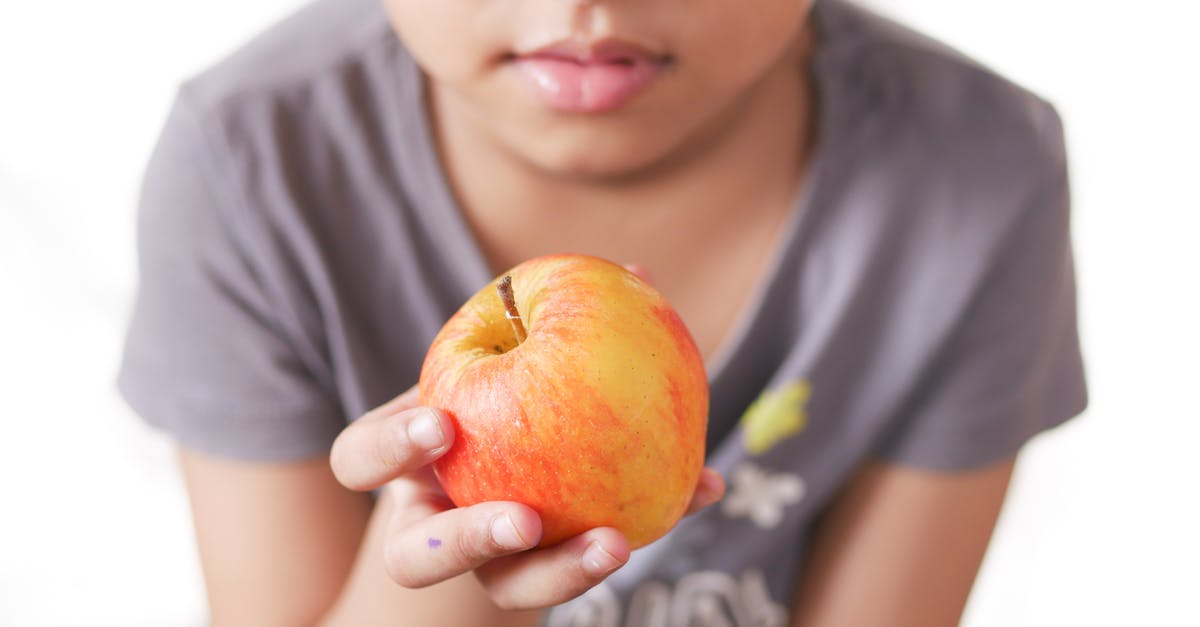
[[528, 144, 658, 182], [513, 122, 685, 183]]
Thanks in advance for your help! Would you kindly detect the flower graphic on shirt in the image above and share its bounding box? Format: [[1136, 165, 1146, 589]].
[[739, 380, 810, 455], [721, 462, 805, 529]]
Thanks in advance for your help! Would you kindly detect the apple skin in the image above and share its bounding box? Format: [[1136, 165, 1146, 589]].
[[418, 254, 709, 549]]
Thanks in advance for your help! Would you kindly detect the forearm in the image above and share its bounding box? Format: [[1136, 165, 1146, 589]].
[[181, 451, 373, 627], [182, 450, 539, 627], [789, 458, 1014, 627]]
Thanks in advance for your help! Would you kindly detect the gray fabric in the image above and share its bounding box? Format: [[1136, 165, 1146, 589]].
[[118, 0, 1087, 622]]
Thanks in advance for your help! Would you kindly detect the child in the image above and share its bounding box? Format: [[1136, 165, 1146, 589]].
[[118, 0, 1087, 624]]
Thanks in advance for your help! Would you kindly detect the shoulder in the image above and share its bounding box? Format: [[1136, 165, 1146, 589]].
[[159, 0, 425, 180], [144, 0, 427, 243], [815, 0, 1065, 188], [135, 0, 429, 353], [179, 0, 400, 117], [792, 6, 1081, 405]]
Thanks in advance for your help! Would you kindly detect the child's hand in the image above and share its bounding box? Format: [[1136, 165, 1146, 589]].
[[330, 386, 725, 610]]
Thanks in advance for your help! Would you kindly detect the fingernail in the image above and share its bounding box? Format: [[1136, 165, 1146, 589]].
[[582, 542, 622, 577], [407, 410, 445, 452], [491, 513, 529, 550]]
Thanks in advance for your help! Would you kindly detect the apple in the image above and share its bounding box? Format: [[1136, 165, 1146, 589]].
[[419, 254, 709, 549]]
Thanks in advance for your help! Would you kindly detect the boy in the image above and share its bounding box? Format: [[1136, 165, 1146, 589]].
[[119, 0, 1087, 624]]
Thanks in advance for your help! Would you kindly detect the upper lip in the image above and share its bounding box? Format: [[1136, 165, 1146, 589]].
[[515, 37, 669, 65]]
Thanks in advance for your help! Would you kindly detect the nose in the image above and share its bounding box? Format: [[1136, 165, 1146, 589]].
[[569, 0, 613, 36]]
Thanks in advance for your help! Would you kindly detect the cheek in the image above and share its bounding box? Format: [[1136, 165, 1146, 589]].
[[671, 0, 811, 89], [381, 0, 503, 82]]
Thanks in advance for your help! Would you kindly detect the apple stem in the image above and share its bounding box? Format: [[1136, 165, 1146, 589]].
[[496, 275, 528, 345]]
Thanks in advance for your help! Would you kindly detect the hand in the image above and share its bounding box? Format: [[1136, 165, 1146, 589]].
[[330, 386, 725, 610]]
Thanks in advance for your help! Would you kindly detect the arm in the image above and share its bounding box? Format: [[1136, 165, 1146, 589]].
[[181, 388, 725, 625], [790, 456, 1015, 627], [179, 450, 543, 627], [179, 450, 371, 627]]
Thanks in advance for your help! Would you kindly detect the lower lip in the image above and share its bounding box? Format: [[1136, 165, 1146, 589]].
[[512, 57, 664, 114]]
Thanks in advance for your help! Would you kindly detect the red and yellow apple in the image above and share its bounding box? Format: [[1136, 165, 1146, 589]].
[[418, 254, 708, 548]]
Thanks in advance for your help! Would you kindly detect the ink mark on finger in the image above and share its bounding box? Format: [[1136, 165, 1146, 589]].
[[427, 537, 443, 549]]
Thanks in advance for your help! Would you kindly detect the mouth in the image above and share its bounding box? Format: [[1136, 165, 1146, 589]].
[[515, 38, 673, 66], [507, 38, 673, 114]]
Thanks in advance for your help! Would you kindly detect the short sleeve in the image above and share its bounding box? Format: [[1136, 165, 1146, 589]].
[[117, 91, 344, 461], [876, 109, 1088, 470]]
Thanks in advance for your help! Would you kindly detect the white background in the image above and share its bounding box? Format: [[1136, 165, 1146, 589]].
[[1, 1, 1197, 625]]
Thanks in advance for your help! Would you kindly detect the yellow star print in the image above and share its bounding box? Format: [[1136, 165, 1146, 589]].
[[740, 380, 811, 455]]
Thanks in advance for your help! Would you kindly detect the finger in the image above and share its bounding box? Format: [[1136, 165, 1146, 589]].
[[475, 527, 631, 610], [623, 263, 655, 285], [330, 403, 454, 491], [684, 467, 727, 516], [383, 501, 543, 589], [385, 469, 455, 517]]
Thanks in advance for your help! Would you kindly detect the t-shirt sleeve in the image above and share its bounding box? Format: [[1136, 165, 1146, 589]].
[[117, 90, 344, 461], [875, 108, 1088, 470]]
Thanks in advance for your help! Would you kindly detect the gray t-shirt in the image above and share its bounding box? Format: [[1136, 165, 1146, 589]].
[[118, 0, 1087, 624]]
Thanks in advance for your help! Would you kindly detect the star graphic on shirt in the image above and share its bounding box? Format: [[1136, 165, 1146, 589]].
[[721, 462, 805, 529], [740, 380, 810, 455]]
